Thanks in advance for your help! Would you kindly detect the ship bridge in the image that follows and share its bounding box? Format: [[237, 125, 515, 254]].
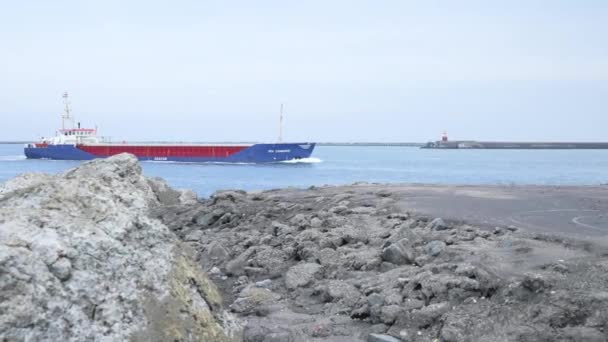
[[59, 128, 97, 137]]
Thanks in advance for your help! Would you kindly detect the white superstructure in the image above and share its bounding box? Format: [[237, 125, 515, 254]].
[[40, 92, 100, 145]]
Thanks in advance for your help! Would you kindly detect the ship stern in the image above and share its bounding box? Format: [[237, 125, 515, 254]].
[[230, 143, 316, 163]]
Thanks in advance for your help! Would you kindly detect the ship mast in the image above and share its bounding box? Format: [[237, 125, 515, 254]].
[[279, 103, 283, 143], [61, 92, 73, 130]]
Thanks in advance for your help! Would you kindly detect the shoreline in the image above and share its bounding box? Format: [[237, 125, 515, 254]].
[[280, 183, 608, 237]]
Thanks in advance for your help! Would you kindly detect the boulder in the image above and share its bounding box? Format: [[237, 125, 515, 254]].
[[380, 305, 403, 325], [290, 213, 309, 228], [521, 273, 550, 293], [411, 302, 450, 328], [147, 177, 180, 203], [251, 248, 289, 277], [255, 279, 273, 289], [206, 241, 230, 261], [320, 280, 362, 308], [225, 248, 255, 276], [427, 217, 449, 231], [381, 239, 415, 265], [271, 221, 297, 236], [285, 263, 323, 289], [424, 240, 447, 257], [230, 285, 282, 315], [0, 154, 239, 341], [195, 208, 226, 227], [310, 217, 323, 228]]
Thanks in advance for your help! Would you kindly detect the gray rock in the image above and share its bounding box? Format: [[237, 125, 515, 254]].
[[263, 331, 292, 342], [403, 298, 425, 311], [49, 257, 72, 281], [440, 323, 466, 342], [285, 263, 323, 289], [147, 176, 182, 205], [381, 240, 415, 265], [428, 217, 449, 230], [195, 208, 225, 227], [375, 189, 392, 197], [209, 266, 222, 275], [316, 248, 341, 267], [259, 234, 273, 245], [335, 225, 368, 244], [424, 240, 447, 257], [561, 327, 606, 342], [369, 323, 390, 334], [271, 221, 296, 236], [522, 273, 549, 293], [398, 329, 410, 341], [206, 241, 230, 261], [322, 280, 362, 308], [243, 324, 272, 342], [310, 217, 323, 228], [230, 286, 281, 315], [255, 279, 273, 289], [367, 293, 385, 307], [368, 333, 401, 342], [252, 248, 289, 276], [350, 206, 377, 215], [380, 305, 403, 324], [0, 154, 239, 341], [226, 248, 255, 276], [212, 189, 246, 203], [178, 189, 198, 205], [388, 213, 409, 221], [411, 302, 450, 328], [290, 213, 309, 228], [183, 229, 204, 242], [330, 205, 349, 214], [383, 289, 403, 305]]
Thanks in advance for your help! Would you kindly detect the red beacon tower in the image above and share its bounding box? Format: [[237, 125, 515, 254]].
[[441, 131, 448, 142]]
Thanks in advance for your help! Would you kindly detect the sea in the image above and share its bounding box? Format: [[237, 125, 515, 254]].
[[1, 143, 607, 197]]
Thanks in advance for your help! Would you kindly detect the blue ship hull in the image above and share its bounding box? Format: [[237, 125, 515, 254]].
[[24, 143, 316, 163]]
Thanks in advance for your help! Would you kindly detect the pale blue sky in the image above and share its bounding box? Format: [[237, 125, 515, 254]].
[[1, 0, 607, 142]]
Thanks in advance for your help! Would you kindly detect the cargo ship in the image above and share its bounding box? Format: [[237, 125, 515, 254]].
[[24, 93, 315, 163]]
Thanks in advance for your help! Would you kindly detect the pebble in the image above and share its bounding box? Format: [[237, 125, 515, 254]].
[[255, 279, 273, 289]]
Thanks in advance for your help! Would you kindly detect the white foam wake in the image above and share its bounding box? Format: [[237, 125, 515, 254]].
[[0, 155, 26, 161], [280, 157, 323, 164]]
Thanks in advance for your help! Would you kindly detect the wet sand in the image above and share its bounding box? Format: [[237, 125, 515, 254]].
[[303, 184, 608, 237]]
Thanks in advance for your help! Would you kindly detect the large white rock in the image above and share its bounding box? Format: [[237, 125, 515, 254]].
[[0, 154, 238, 341]]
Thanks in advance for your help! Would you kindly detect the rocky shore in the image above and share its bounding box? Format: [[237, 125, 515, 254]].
[[2, 154, 607, 341]]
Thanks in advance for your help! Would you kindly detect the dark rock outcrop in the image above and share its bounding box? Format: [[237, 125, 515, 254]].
[[156, 183, 608, 341]]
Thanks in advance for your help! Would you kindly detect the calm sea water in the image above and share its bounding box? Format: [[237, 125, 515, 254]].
[[1, 143, 607, 197]]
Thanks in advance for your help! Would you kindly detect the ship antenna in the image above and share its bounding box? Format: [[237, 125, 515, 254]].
[[279, 103, 283, 143], [62, 92, 72, 130]]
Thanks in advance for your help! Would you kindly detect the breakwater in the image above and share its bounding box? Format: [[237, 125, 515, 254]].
[[422, 140, 608, 149]]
